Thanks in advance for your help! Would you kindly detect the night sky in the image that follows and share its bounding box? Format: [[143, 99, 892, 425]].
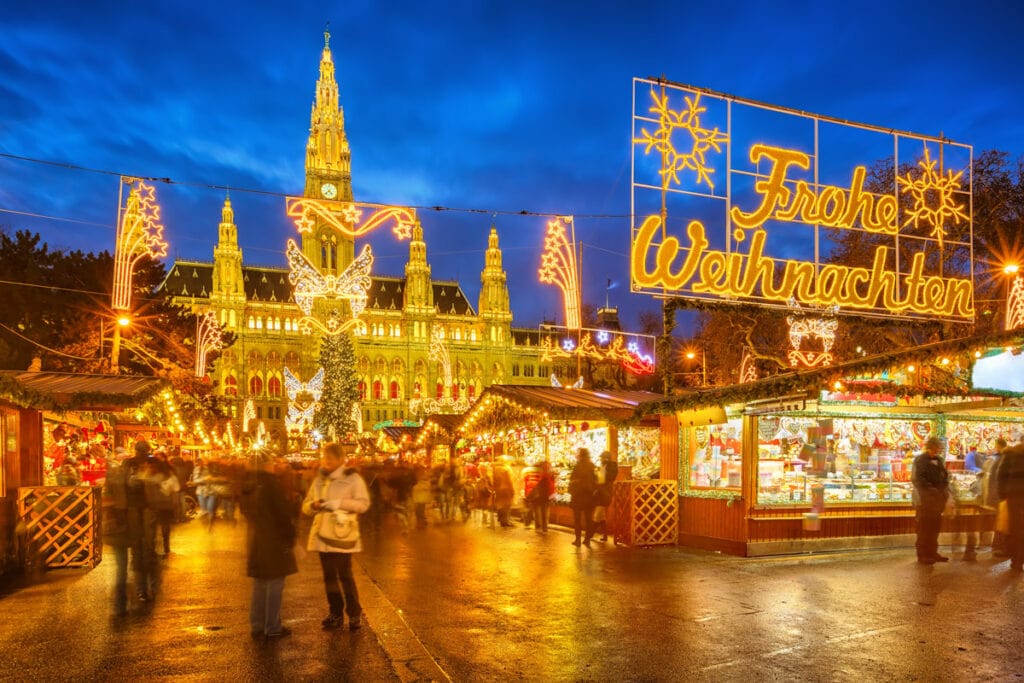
[[2, 1, 1022, 333]]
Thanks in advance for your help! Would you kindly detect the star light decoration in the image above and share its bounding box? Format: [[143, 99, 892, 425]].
[[538, 216, 582, 330], [896, 146, 969, 249], [540, 329, 656, 376], [739, 351, 758, 383], [1007, 276, 1024, 332], [112, 178, 168, 311], [286, 239, 373, 336], [285, 197, 416, 241], [409, 329, 470, 416], [193, 311, 224, 378], [284, 366, 325, 432], [634, 88, 729, 191]]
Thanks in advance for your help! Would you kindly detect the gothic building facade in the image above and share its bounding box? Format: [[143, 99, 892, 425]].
[[161, 33, 553, 436]]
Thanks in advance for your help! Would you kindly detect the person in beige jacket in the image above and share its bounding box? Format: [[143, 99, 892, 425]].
[[301, 442, 371, 630]]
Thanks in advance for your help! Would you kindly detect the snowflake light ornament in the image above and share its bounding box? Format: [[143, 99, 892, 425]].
[[634, 89, 729, 191], [896, 146, 968, 249]]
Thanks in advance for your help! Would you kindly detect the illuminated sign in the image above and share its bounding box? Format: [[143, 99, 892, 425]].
[[539, 326, 656, 376], [630, 79, 974, 321], [112, 178, 168, 311], [284, 366, 324, 432], [194, 311, 224, 378], [538, 216, 582, 330], [786, 301, 837, 368], [1007, 276, 1024, 332], [285, 197, 416, 241], [285, 238, 372, 336]]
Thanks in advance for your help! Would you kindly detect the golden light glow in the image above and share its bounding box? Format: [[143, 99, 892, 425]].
[[538, 216, 582, 330], [243, 399, 256, 434], [194, 311, 224, 378], [285, 197, 416, 241], [284, 366, 324, 432], [685, 351, 696, 360], [897, 146, 968, 249], [112, 179, 168, 311], [634, 88, 728, 190], [631, 215, 974, 318], [907, 364, 916, 373], [117, 316, 132, 327], [1004, 264, 1020, 275]]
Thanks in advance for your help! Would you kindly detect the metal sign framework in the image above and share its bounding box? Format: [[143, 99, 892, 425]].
[[630, 77, 975, 323]]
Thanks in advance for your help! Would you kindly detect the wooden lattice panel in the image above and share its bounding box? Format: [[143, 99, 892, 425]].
[[610, 480, 678, 547], [17, 487, 102, 569]]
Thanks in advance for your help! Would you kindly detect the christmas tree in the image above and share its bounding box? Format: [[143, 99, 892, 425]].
[[314, 332, 359, 441]]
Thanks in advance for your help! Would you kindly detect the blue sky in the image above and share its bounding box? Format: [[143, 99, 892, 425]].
[[1, 1, 1022, 332]]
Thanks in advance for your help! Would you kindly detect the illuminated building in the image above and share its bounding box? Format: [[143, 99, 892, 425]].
[[161, 32, 557, 436]]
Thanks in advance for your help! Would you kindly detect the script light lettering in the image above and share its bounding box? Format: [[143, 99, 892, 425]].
[[731, 145, 898, 235], [631, 215, 973, 318]]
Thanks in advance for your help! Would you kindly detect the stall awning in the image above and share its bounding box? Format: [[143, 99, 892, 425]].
[[461, 385, 664, 435], [0, 371, 167, 412]]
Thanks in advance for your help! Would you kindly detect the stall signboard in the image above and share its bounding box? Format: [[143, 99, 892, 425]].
[[630, 78, 974, 322]]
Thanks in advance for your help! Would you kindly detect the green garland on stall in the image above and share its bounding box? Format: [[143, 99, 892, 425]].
[[0, 373, 165, 413], [633, 328, 1024, 420]]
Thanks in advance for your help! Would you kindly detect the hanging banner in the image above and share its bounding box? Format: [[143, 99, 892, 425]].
[[630, 78, 974, 322]]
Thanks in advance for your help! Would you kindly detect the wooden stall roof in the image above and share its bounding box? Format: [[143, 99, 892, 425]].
[[464, 385, 664, 433], [636, 328, 1024, 419], [0, 371, 166, 412]]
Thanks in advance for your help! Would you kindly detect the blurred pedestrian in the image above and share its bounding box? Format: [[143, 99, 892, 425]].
[[492, 460, 515, 527], [190, 459, 213, 519], [594, 451, 619, 543], [984, 438, 1009, 556], [569, 448, 597, 547], [995, 443, 1024, 572], [243, 454, 298, 639], [912, 437, 950, 564], [302, 442, 371, 631], [103, 446, 134, 615], [529, 461, 555, 533], [144, 457, 180, 556], [411, 467, 432, 529], [520, 460, 542, 529]]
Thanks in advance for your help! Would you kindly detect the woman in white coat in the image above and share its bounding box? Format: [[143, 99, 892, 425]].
[[302, 442, 371, 630]]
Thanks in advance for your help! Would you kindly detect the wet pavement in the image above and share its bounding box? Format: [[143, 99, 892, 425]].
[[2, 510, 1024, 682]]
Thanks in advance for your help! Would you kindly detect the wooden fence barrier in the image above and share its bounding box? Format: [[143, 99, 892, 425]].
[[609, 480, 678, 546], [17, 486, 102, 569]]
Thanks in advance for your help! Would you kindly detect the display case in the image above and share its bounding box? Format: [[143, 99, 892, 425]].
[[683, 417, 743, 491], [755, 414, 924, 506]]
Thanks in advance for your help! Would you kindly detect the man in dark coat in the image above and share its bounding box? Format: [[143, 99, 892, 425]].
[[243, 454, 298, 639], [912, 437, 950, 564], [995, 443, 1024, 572], [569, 448, 598, 547]]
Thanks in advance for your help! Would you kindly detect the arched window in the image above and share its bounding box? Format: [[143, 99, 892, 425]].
[[256, 317, 264, 330], [248, 350, 262, 369], [390, 381, 400, 400], [249, 375, 264, 396], [358, 381, 367, 401], [229, 310, 236, 328], [470, 329, 477, 341], [436, 381, 444, 399], [468, 384, 476, 401], [224, 374, 238, 397], [373, 380, 384, 400], [375, 357, 387, 375], [267, 376, 282, 398], [391, 358, 403, 376], [247, 316, 256, 329], [452, 383, 460, 400], [413, 381, 422, 399], [284, 351, 300, 367], [266, 351, 281, 368]]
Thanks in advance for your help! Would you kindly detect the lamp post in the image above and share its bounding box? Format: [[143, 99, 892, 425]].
[[110, 315, 131, 373], [685, 347, 707, 387]]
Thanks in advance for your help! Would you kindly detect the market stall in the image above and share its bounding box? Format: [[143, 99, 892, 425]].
[[0, 371, 165, 576], [638, 331, 1024, 557], [459, 385, 666, 537]]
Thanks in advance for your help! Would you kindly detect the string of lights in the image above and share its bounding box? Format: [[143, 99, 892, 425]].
[[0, 321, 95, 360], [0, 150, 633, 221]]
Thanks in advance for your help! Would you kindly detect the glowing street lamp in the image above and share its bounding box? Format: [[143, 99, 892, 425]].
[[684, 347, 707, 387]]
